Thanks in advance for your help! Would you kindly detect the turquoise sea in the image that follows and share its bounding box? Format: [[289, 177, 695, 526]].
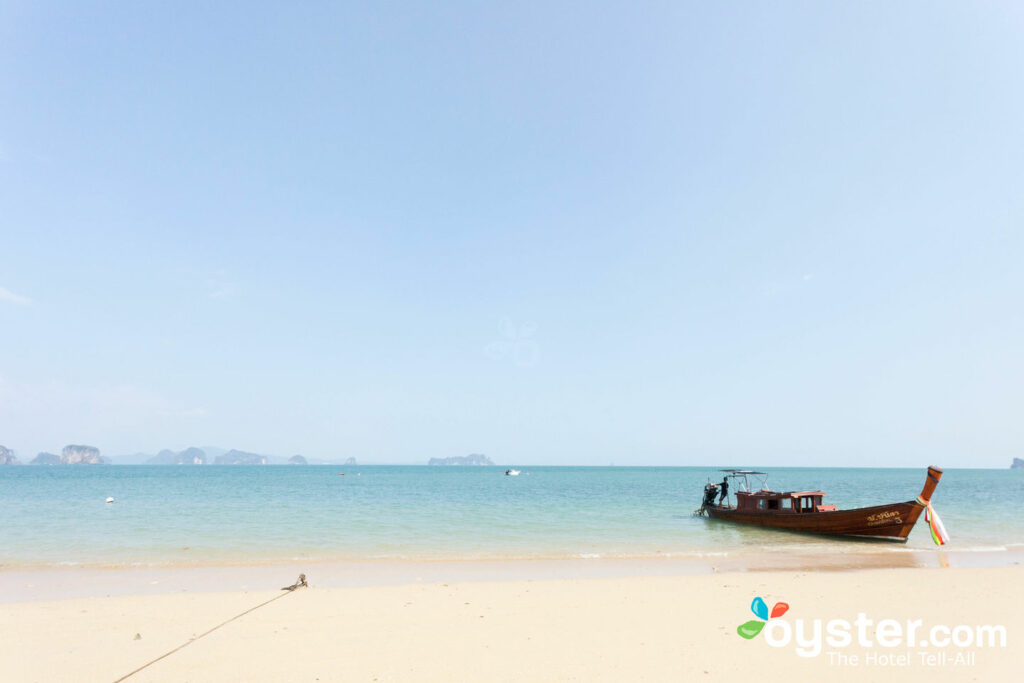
[[1, 466, 1022, 569]]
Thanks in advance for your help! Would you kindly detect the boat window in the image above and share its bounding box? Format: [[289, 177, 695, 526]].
[[802, 497, 814, 512], [815, 496, 822, 507], [767, 499, 779, 510], [781, 498, 792, 510], [757, 499, 767, 510]]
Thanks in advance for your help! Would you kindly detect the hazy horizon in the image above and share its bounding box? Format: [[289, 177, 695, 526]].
[[4, 444, 1015, 470], [2, 2, 1022, 468]]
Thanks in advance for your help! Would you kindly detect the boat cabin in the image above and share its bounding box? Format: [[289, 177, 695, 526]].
[[733, 490, 838, 514]]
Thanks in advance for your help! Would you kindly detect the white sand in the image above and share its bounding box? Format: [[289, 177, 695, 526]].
[[1, 565, 1020, 682]]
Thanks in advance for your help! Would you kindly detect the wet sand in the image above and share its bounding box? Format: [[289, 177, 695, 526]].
[[2, 545, 1020, 603]]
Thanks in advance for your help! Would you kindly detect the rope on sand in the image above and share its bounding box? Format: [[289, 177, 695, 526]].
[[112, 574, 308, 682]]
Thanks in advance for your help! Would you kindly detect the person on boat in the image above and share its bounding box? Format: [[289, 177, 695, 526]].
[[718, 477, 729, 505]]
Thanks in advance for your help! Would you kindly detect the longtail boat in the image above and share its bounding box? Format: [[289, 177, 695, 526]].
[[697, 466, 948, 543]]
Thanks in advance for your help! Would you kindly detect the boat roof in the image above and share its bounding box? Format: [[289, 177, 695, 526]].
[[737, 490, 826, 497], [720, 469, 767, 474]]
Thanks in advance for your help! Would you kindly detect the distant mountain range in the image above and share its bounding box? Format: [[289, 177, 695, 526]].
[[108, 446, 228, 465], [2, 442, 467, 466], [215, 449, 267, 465], [0, 444, 109, 465], [428, 453, 495, 466], [106, 447, 352, 465], [148, 447, 207, 465]]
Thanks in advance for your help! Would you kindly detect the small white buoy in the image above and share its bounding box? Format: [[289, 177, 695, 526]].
[[106, 497, 114, 504]]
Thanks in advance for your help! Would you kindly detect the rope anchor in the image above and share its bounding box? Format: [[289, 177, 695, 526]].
[[113, 573, 309, 682], [282, 573, 308, 591]]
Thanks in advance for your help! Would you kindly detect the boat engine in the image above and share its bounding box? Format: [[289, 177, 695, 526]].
[[701, 483, 719, 511]]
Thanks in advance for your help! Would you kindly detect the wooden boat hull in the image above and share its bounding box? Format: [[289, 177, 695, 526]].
[[704, 466, 943, 542], [705, 499, 925, 541]]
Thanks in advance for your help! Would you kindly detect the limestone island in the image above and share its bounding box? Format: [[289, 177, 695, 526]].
[[58, 445, 107, 465]]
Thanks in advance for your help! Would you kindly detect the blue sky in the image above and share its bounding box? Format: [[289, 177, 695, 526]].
[[1, 1, 1022, 466]]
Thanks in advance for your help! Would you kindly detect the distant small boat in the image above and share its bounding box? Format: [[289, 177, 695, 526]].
[[505, 469, 521, 476], [697, 466, 948, 543]]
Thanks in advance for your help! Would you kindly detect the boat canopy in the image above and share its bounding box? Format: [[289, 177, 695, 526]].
[[716, 469, 769, 493]]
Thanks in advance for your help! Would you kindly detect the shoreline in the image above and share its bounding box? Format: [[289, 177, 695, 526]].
[[5, 541, 1021, 572], [3, 546, 1022, 604]]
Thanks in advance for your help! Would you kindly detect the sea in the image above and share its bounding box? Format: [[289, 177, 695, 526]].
[[2, 466, 1022, 570]]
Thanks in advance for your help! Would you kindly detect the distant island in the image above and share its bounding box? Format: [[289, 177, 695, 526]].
[[1012, 458, 1024, 470], [0, 445, 20, 465], [106, 446, 275, 465], [13, 445, 108, 465], [147, 447, 206, 465], [428, 453, 494, 466], [0, 443, 368, 466], [215, 449, 268, 465], [0, 445, 111, 466], [0, 445, 110, 466], [61, 445, 108, 464], [113, 446, 276, 465]]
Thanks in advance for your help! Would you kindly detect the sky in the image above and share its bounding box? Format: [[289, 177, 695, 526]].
[[1, 1, 1022, 467]]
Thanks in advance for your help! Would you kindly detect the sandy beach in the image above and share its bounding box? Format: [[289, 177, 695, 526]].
[[2, 563, 1019, 682]]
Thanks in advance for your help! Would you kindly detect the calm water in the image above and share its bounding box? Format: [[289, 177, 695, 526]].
[[1, 466, 1022, 569]]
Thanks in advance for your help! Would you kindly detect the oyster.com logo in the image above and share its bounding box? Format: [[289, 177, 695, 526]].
[[735, 595, 1006, 664], [737, 596, 789, 639]]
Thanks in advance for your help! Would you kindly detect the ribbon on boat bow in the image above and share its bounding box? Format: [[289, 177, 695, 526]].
[[915, 496, 950, 546]]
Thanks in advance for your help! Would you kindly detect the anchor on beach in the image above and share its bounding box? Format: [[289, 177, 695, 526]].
[[113, 573, 310, 682]]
